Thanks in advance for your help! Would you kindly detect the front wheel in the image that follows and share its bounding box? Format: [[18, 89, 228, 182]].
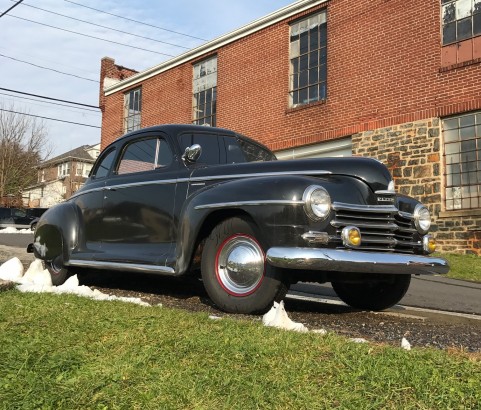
[[43, 256, 69, 286], [331, 274, 411, 311], [201, 217, 288, 314]]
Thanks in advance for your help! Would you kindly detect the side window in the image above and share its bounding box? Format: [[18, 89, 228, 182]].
[[118, 138, 157, 175], [118, 138, 173, 175], [13, 209, 26, 217], [238, 139, 276, 162], [180, 133, 221, 165], [93, 149, 116, 179], [156, 139, 173, 168], [223, 136, 247, 164]]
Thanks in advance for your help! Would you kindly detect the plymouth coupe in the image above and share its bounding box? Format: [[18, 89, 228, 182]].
[[28, 124, 449, 313]]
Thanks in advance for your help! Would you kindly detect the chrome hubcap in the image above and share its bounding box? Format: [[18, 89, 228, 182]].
[[216, 235, 265, 296]]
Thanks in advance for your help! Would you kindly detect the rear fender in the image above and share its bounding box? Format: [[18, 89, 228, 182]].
[[33, 203, 80, 262]]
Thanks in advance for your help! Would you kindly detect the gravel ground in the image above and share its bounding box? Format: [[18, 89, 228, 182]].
[[2, 245, 481, 353]]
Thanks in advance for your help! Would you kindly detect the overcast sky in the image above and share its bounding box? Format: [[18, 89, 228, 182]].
[[0, 0, 294, 157]]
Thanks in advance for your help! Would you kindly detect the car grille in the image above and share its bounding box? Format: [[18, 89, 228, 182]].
[[330, 202, 421, 253]]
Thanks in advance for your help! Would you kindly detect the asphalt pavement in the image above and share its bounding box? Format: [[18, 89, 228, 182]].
[[1, 231, 480, 315]]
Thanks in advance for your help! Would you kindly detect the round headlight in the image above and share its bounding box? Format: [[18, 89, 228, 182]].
[[303, 185, 331, 220], [414, 204, 431, 234]]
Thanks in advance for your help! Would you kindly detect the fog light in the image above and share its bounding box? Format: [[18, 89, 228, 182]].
[[423, 235, 436, 254], [341, 226, 361, 247]]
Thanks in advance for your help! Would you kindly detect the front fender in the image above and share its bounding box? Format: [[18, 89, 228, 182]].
[[33, 202, 80, 262], [174, 175, 371, 274]]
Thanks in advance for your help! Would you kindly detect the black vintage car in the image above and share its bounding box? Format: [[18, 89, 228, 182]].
[[28, 124, 448, 313]]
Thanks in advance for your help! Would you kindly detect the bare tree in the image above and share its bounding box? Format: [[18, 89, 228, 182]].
[[0, 103, 51, 206]]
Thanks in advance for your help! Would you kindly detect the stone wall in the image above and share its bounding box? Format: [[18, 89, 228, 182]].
[[353, 118, 481, 255]]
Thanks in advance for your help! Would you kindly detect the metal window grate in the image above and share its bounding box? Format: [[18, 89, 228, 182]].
[[124, 88, 142, 133], [443, 112, 481, 210], [193, 56, 217, 126]]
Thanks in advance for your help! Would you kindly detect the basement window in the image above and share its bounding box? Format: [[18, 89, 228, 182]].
[[443, 112, 481, 210], [124, 87, 142, 133], [193, 56, 217, 126], [442, 0, 481, 45], [289, 10, 327, 107]]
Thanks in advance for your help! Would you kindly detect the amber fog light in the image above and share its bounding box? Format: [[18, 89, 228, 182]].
[[423, 235, 436, 254], [341, 226, 361, 247]]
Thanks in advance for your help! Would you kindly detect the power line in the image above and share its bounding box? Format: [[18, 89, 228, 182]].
[[0, 87, 99, 109], [0, 91, 100, 113], [0, 0, 23, 18], [14, 1, 191, 50], [63, 0, 208, 42], [0, 53, 99, 83], [0, 108, 101, 128], [7, 14, 175, 57]]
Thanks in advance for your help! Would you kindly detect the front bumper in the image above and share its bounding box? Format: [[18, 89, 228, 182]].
[[266, 247, 449, 276]]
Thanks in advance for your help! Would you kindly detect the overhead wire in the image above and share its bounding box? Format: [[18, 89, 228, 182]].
[[0, 108, 101, 128], [0, 53, 99, 83], [7, 14, 176, 57], [63, 0, 208, 42], [13, 1, 191, 50], [0, 92, 99, 112], [0, 87, 99, 109], [0, 0, 23, 18]]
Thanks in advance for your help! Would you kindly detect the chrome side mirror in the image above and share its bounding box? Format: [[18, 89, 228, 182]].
[[182, 144, 202, 163]]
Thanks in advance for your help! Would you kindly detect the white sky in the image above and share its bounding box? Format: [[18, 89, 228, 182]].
[[0, 0, 294, 157]]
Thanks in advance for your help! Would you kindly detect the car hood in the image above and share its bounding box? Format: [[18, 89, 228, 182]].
[[190, 156, 393, 193]]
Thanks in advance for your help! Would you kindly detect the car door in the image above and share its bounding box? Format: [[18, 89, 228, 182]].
[[71, 147, 116, 256], [97, 133, 178, 266]]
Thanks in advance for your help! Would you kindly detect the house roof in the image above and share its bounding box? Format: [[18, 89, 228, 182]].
[[104, 0, 326, 96], [39, 145, 97, 168]]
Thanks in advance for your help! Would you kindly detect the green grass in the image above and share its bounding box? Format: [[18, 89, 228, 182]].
[[0, 291, 480, 409], [436, 253, 481, 283]]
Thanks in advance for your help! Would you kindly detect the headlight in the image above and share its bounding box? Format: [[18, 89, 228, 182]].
[[414, 204, 431, 234], [303, 185, 331, 220], [387, 180, 395, 192]]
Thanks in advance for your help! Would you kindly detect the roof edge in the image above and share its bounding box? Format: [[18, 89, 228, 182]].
[[104, 0, 326, 96]]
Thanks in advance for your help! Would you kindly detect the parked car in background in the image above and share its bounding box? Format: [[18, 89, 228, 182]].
[[28, 125, 449, 314], [0, 207, 48, 230]]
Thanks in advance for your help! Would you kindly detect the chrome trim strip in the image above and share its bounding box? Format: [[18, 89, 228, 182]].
[[195, 199, 304, 210], [67, 259, 175, 274], [70, 170, 331, 199], [398, 210, 414, 220], [189, 169, 331, 182], [266, 247, 449, 276], [375, 190, 396, 195], [332, 202, 398, 213]]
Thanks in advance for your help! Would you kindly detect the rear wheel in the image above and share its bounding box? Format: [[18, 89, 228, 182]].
[[43, 256, 69, 286], [201, 217, 288, 314], [331, 274, 411, 311]]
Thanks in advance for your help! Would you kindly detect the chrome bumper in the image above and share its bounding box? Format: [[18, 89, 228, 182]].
[[266, 247, 449, 276]]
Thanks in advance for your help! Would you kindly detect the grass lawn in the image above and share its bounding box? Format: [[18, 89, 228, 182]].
[[0, 291, 480, 409], [437, 253, 481, 283]]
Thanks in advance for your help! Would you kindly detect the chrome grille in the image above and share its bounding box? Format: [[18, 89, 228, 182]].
[[331, 202, 421, 253]]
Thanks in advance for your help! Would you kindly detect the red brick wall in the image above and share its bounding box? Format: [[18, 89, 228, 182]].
[[100, 0, 481, 151]]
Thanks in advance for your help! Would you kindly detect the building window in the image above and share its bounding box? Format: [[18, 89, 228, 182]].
[[124, 88, 142, 132], [289, 10, 327, 107], [442, 0, 481, 45], [76, 164, 83, 176], [443, 112, 481, 210], [58, 163, 70, 178], [40, 170, 45, 182], [193, 56, 217, 126]]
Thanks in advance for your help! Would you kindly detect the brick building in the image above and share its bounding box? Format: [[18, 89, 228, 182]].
[[23, 144, 100, 208], [99, 0, 481, 254]]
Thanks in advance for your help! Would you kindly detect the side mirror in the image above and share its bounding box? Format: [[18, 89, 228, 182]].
[[182, 144, 202, 163]]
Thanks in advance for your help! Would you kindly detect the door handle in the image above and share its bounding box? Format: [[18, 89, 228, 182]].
[[105, 187, 117, 191]]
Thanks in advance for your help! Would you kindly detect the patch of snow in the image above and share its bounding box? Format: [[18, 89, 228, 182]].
[[0, 257, 152, 307], [208, 315, 222, 320], [262, 300, 308, 332], [0, 227, 32, 234], [0, 257, 24, 281], [401, 337, 412, 351], [350, 338, 368, 344], [33, 235, 47, 258], [312, 329, 328, 335]]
